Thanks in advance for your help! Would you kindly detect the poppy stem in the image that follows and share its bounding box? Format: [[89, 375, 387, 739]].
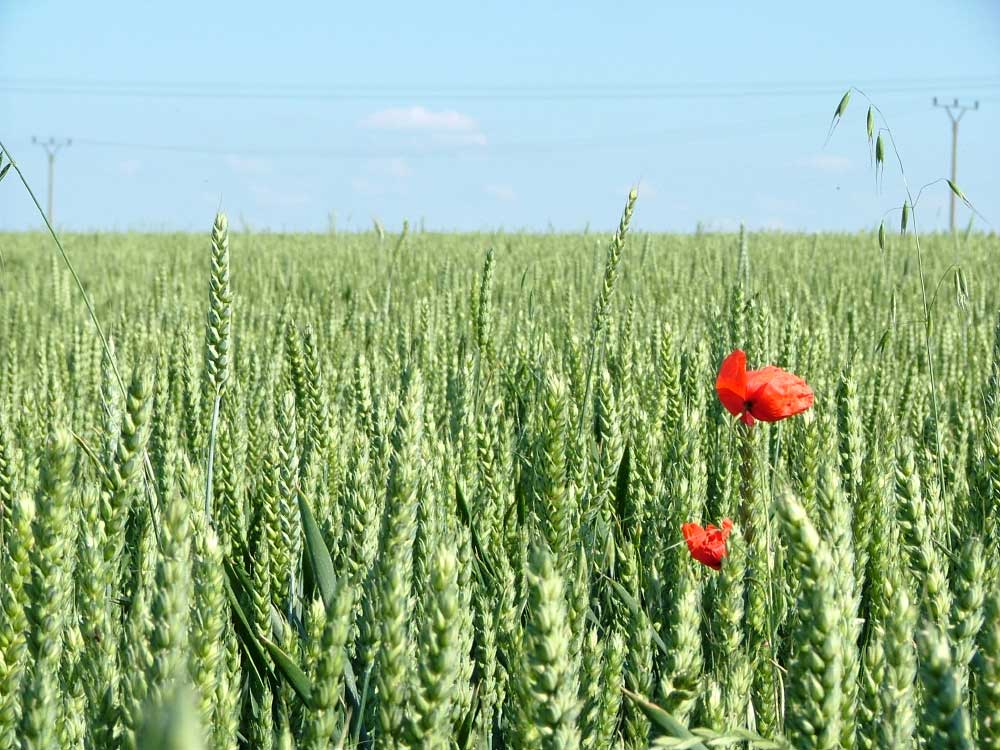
[[737, 420, 757, 546]]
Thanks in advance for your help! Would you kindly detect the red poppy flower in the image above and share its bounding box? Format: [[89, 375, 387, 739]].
[[715, 349, 814, 426], [682, 519, 734, 570]]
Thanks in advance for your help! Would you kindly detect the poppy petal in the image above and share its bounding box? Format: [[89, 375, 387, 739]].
[[746, 366, 785, 396], [747, 369, 814, 422], [699, 554, 722, 570], [716, 350, 748, 417], [694, 545, 724, 570], [682, 522, 706, 545], [683, 519, 733, 571]]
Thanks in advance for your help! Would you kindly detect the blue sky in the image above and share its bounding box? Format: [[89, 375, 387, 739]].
[[1, 1, 998, 232]]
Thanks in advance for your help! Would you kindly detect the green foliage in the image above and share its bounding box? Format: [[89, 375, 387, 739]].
[[513, 544, 582, 750], [777, 490, 845, 750], [0, 215, 996, 748], [917, 624, 975, 749], [976, 592, 1000, 750], [18, 431, 75, 750], [408, 543, 462, 750]]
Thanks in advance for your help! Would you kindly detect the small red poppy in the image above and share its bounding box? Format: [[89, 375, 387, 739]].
[[682, 519, 734, 570], [716, 350, 814, 427]]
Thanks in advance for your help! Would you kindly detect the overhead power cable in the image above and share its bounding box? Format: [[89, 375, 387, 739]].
[[2, 76, 998, 102], [57, 109, 922, 160]]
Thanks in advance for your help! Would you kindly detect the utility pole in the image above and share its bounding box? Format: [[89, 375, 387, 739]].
[[31, 137, 72, 224], [932, 98, 978, 233]]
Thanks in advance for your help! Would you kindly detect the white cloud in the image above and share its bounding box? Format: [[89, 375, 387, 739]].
[[796, 154, 853, 174], [360, 106, 487, 146], [484, 184, 516, 202], [362, 105, 479, 132]]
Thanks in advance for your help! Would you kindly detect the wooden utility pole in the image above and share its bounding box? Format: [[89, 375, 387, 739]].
[[932, 98, 978, 233]]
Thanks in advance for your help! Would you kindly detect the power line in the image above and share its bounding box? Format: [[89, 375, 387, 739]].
[[3, 77, 999, 102], [3, 73, 998, 91], [932, 97, 979, 232], [60, 113, 869, 159], [31, 137, 71, 223], [14, 105, 923, 164]]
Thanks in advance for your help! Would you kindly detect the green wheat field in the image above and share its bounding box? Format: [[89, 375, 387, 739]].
[[1, 196, 999, 749]]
